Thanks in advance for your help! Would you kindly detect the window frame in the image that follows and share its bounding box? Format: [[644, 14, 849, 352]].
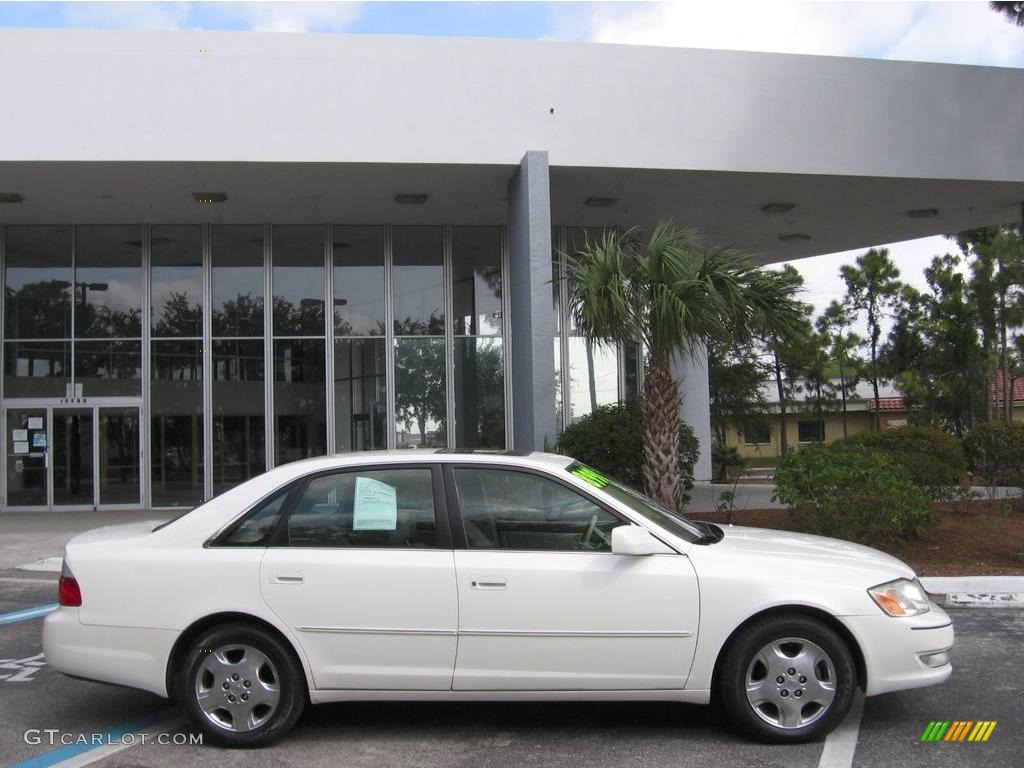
[[442, 462, 631, 553], [797, 419, 825, 444], [743, 423, 772, 446], [218, 463, 453, 550]]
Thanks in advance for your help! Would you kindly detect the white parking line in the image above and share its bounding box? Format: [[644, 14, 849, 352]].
[[817, 692, 864, 768], [47, 718, 182, 768], [8, 713, 181, 768]]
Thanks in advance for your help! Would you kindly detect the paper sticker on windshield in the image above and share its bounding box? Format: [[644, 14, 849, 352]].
[[352, 477, 398, 530], [571, 466, 609, 488]]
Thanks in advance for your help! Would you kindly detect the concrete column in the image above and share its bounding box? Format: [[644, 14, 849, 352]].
[[672, 344, 712, 482], [508, 151, 556, 450]]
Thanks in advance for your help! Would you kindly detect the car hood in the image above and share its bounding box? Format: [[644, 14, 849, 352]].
[[706, 524, 915, 580]]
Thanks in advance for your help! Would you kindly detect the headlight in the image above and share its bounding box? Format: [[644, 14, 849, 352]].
[[868, 578, 931, 617]]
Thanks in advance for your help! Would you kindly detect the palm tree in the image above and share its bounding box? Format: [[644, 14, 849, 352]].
[[565, 222, 804, 509]]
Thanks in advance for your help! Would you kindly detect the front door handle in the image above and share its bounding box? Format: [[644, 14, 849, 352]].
[[271, 571, 304, 584], [470, 576, 507, 589]]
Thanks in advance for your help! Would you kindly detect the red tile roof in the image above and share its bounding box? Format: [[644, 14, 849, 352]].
[[869, 398, 914, 412], [990, 374, 1024, 404]]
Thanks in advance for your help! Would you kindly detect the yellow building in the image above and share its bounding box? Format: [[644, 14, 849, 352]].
[[723, 381, 906, 463]]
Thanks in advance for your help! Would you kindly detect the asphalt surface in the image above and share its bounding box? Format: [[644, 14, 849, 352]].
[[1, 571, 1020, 768]]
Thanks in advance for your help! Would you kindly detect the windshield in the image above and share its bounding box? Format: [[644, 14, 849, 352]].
[[566, 463, 704, 543]]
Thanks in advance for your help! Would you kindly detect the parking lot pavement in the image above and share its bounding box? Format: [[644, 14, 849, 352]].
[[1, 573, 1020, 768]]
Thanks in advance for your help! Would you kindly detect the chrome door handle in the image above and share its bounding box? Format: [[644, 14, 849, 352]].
[[271, 571, 304, 584], [470, 576, 507, 589]]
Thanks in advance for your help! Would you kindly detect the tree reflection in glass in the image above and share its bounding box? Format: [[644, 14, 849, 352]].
[[394, 336, 446, 448]]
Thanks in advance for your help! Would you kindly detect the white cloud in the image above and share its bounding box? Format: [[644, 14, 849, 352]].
[[62, 1, 191, 30], [578, 1, 1024, 67], [58, 1, 363, 33], [772, 234, 964, 331], [206, 2, 362, 33]]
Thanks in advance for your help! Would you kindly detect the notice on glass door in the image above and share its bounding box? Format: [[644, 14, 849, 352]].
[[27, 417, 43, 430], [352, 477, 398, 531], [11, 429, 27, 442], [13, 441, 28, 455]]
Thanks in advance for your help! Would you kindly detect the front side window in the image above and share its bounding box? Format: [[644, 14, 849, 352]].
[[454, 467, 624, 551], [285, 468, 438, 548]]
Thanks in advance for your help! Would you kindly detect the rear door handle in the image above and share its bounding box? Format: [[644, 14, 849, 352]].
[[271, 571, 304, 584], [470, 576, 507, 589]]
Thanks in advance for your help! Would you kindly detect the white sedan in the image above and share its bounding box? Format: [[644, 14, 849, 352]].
[[43, 451, 953, 747]]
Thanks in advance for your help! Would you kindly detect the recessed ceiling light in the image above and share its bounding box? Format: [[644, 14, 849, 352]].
[[0, 192, 24, 204], [907, 208, 939, 219], [584, 196, 619, 208], [778, 233, 812, 242], [192, 192, 228, 204], [395, 193, 428, 205], [760, 202, 796, 215]]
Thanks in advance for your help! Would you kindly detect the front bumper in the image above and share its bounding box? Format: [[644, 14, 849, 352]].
[[42, 607, 177, 698], [841, 604, 954, 696]]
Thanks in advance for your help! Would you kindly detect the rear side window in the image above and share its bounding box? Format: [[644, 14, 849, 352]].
[[285, 468, 438, 548], [219, 490, 291, 546]]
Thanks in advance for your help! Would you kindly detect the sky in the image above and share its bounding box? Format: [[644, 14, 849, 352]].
[[1, 0, 1022, 323]]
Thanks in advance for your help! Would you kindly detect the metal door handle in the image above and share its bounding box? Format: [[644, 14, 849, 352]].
[[271, 571, 304, 584], [471, 576, 507, 589]]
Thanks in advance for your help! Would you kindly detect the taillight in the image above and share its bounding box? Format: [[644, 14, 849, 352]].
[[58, 559, 82, 607]]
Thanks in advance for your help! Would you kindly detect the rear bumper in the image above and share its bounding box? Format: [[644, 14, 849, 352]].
[[42, 607, 177, 698], [841, 605, 954, 696]]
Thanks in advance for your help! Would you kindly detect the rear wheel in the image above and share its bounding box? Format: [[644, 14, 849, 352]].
[[716, 615, 856, 743], [178, 624, 306, 747]]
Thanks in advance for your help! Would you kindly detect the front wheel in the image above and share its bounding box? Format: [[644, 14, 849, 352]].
[[178, 624, 306, 747], [716, 615, 857, 743]]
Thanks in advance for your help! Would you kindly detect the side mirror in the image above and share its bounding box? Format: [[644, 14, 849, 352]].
[[612, 525, 670, 556]]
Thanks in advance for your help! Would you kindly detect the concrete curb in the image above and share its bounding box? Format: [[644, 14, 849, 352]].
[[920, 576, 1024, 607]]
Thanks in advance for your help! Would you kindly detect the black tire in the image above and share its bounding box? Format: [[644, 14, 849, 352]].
[[716, 614, 857, 743], [178, 624, 307, 747]]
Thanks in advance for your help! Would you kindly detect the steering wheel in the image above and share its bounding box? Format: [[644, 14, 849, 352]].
[[579, 513, 598, 549]]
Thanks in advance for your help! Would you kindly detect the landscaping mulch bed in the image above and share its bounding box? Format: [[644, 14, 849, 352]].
[[688, 499, 1024, 576]]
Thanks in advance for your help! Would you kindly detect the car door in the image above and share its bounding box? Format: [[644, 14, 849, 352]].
[[259, 464, 458, 690], [448, 464, 700, 691]]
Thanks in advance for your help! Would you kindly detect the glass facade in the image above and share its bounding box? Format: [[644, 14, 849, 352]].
[[1, 222, 637, 509], [393, 226, 446, 448], [553, 227, 642, 431]]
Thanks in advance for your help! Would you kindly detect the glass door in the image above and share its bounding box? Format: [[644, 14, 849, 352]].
[[5, 408, 48, 507], [3, 403, 142, 509], [52, 407, 94, 507], [98, 407, 141, 505]]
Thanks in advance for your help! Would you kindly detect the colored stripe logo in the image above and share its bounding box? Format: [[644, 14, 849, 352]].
[[921, 721, 997, 742]]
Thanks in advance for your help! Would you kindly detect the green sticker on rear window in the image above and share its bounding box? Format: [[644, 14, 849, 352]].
[[571, 465, 609, 488]]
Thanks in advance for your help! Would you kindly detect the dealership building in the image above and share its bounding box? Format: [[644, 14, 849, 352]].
[[0, 28, 1022, 511]]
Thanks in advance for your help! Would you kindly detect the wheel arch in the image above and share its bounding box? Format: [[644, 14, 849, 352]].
[[709, 604, 867, 700], [165, 612, 311, 700]]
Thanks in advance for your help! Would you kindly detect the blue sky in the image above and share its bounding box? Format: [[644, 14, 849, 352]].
[[1, 1, 1022, 318]]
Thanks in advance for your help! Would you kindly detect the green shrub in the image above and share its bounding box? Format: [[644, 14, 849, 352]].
[[712, 442, 745, 484], [846, 426, 966, 501], [963, 420, 1024, 488], [774, 442, 934, 543], [556, 400, 699, 491]]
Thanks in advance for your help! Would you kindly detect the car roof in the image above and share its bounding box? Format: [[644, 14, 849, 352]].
[[265, 449, 575, 479]]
